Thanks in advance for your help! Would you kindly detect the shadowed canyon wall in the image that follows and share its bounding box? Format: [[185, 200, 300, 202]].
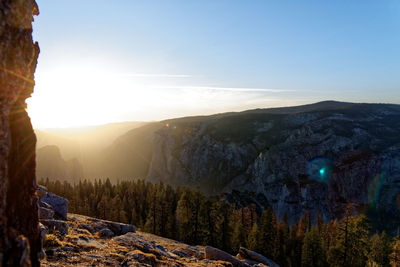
[[0, 0, 40, 266]]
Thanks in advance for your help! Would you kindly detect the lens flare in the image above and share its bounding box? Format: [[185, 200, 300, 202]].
[[367, 174, 383, 208], [306, 158, 333, 183]]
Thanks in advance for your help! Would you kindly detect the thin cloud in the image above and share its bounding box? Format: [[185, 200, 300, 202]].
[[156, 86, 294, 93], [113, 73, 193, 78]]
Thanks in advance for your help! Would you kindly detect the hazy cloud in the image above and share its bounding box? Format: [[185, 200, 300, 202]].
[[113, 73, 193, 78], [155, 86, 294, 93]]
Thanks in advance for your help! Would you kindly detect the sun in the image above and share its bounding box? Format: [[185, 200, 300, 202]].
[[27, 64, 158, 129]]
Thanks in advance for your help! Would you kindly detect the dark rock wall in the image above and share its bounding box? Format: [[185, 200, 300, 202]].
[[147, 104, 400, 228], [0, 0, 40, 266]]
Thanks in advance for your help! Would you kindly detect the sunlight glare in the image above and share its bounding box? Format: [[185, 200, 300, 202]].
[[27, 65, 162, 128]]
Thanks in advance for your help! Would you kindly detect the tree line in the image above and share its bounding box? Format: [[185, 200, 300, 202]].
[[39, 178, 400, 267]]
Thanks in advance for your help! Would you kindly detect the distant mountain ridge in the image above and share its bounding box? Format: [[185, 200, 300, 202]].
[[145, 101, 400, 232], [36, 145, 83, 182], [35, 121, 147, 180], [36, 101, 400, 232]]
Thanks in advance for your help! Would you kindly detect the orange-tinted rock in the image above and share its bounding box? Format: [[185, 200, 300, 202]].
[[0, 0, 40, 266]]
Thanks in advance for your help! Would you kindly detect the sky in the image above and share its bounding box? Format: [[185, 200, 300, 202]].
[[28, 0, 400, 128]]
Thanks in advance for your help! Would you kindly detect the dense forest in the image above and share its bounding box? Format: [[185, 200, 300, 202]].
[[40, 178, 400, 267]]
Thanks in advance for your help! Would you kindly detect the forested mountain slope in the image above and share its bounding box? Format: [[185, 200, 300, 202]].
[[38, 101, 400, 230], [145, 101, 400, 228]]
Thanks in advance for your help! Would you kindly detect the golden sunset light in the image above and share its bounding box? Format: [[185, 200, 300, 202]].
[[2, 1, 400, 266]]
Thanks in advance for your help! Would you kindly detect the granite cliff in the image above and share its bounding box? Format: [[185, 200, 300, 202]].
[[146, 101, 400, 230], [36, 145, 83, 182], [35, 98, 400, 231], [0, 0, 41, 266]]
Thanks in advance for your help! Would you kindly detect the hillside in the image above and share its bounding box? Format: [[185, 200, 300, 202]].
[[35, 121, 147, 180], [42, 213, 270, 267], [36, 101, 400, 232], [37, 185, 278, 267], [147, 101, 400, 229]]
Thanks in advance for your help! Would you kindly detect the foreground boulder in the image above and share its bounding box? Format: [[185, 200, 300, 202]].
[[0, 0, 41, 266], [69, 214, 135, 239], [238, 247, 279, 267], [37, 185, 48, 199], [84, 216, 136, 235], [39, 207, 55, 220], [205, 246, 249, 267], [41, 192, 68, 219]]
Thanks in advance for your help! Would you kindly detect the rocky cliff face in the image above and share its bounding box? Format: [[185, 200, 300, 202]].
[[0, 0, 40, 266], [36, 145, 83, 182], [147, 102, 400, 229]]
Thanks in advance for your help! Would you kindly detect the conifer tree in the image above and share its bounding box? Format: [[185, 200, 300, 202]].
[[368, 232, 392, 267], [275, 220, 289, 266], [163, 184, 178, 239], [176, 189, 194, 244], [259, 208, 276, 259], [328, 212, 370, 267], [390, 237, 400, 267], [219, 202, 233, 252], [247, 222, 259, 252], [324, 219, 338, 251], [231, 219, 247, 254], [301, 226, 326, 267], [144, 183, 159, 234], [287, 222, 302, 267], [192, 189, 205, 245]]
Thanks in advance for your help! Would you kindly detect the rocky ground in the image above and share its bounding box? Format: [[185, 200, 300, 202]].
[[38, 187, 277, 267], [41, 213, 274, 267]]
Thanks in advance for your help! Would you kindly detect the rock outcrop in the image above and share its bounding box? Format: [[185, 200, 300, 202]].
[[205, 246, 250, 267], [41, 190, 68, 219], [0, 0, 40, 266], [146, 102, 400, 229], [238, 247, 279, 267], [37, 186, 69, 236], [42, 213, 270, 266], [36, 145, 83, 182]]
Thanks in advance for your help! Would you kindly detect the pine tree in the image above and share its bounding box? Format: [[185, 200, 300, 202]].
[[259, 208, 276, 259], [324, 219, 338, 251], [327, 213, 370, 267], [297, 211, 311, 239], [176, 189, 194, 244], [219, 202, 233, 252], [301, 226, 326, 267], [247, 222, 259, 252], [390, 237, 400, 267], [144, 183, 158, 234], [368, 232, 392, 267], [163, 184, 178, 239], [287, 222, 302, 267], [275, 220, 289, 266], [231, 219, 247, 254], [204, 198, 219, 247], [192, 189, 205, 245]]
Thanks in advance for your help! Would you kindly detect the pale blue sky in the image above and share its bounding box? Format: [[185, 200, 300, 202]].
[[29, 0, 400, 128]]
